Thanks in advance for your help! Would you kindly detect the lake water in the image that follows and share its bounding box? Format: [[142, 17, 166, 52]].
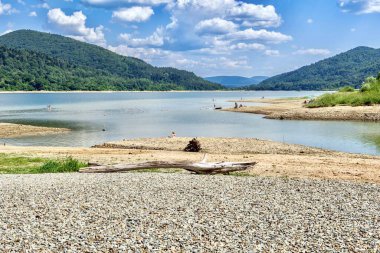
[[1, 91, 380, 155]]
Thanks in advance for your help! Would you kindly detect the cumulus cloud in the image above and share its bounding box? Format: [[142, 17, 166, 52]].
[[229, 42, 266, 51], [112, 6, 154, 22], [120, 27, 164, 47], [29, 11, 37, 17], [265, 49, 279, 56], [47, 8, 106, 46], [0, 0, 13, 15], [1, 29, 13, 36], [339, 0, 380, 13], [225, 28, 292, 44], [82, 0, 171, 7], [294, 48, 331, 55], [34, 2, 50, 9], [229, 2, 282, 27], [195, 18, 237, 35]]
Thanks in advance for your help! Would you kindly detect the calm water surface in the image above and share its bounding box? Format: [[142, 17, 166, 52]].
[[1, 91, 380, 155]]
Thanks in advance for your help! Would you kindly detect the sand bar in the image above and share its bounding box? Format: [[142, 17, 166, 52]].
[[0, 123, 70, 138], [223, 98, 380, 121], [2, 137, 380, 183]]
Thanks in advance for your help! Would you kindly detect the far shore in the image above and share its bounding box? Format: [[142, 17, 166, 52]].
[[223, 97, 380, 121], [0, 90, 241, 94], [0, 123, 70, 138], [1, 137, 379, 184]]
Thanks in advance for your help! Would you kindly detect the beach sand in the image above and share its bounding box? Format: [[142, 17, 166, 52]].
[[2, 137, 379, 183], [0, 123, 70, 138], [223, 98, 380, 121]]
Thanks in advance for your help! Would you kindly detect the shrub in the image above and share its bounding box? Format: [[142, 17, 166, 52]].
[[339, 86, 355, 92], [184, 138, 202, 152]]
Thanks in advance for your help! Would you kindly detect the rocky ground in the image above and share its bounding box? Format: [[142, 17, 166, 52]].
[[1, 173, 379, 252]]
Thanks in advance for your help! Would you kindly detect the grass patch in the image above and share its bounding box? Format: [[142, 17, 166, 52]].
[[338, 86, 355, 92], [307, 75, 380, 108], [229, 172, 256, 177], [0, 154, 86, 174]]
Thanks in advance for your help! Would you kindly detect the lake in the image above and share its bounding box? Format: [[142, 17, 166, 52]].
[[0, 91, 380, 155]]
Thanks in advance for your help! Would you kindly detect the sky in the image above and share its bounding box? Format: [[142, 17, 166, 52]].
[[0, 0, 380, 77]]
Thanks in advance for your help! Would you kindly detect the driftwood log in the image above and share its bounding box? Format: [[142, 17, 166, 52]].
[[80, 155, 256, 175]]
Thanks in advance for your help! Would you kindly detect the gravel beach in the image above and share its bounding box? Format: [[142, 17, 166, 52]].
[[1, 173, 379, 252]]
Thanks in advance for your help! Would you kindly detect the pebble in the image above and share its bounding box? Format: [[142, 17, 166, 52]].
[[0, 173, 379, 252]]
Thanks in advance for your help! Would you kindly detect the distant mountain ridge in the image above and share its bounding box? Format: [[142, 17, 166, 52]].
[[251, 46, 380, 90], [204, 76, 269, 88], [0, 30, 222, 91]]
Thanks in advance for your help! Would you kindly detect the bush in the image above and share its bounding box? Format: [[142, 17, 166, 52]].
[[184, 138, 202, 152], [339, 86, 355, 92], [307, 74, 380, 107]]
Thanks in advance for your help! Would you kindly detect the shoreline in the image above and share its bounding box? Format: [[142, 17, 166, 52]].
[[1, 137, 379, 184], [223, 98, 380, 121], [0, 123, 70, 138], [0, 90, 237, 94]]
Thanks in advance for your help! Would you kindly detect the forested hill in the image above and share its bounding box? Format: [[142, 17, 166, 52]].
[[0, 30, 222, 91], [250, 46, 380, 90], [204, 76, 268, 88]]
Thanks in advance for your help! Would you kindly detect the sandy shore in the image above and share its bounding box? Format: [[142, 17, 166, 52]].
[[0, 123, 70, 138], [223, 98, 380, 121], [2, 137, 380, 183]]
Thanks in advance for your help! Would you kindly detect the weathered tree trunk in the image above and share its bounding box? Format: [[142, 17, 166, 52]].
[[80, 160, 256, 174]]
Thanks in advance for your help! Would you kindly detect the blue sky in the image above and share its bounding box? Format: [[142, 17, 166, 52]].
[[1, 0, 380, 77]]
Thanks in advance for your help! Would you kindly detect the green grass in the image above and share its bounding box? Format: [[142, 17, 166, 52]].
[[307, 76, 380, 108], [0, 154, 86, 174]]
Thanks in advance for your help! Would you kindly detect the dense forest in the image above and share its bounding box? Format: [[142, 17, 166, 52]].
[[250, 46, 380, 90], [204, 76, 268, 88], [0, 30, 222, 91]]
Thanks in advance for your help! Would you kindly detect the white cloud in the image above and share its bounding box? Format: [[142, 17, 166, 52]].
[[120, 27, 164, 47], [108, 44, 173, 63], [0, 0, 12, 15], [265, 49, 279, 56], [47, 8, 106, 46], [351, 27, 356, 32], [339, 0, 380, 14], [35, 2, 50, 9], [230, 42, 266, 51], [195, 18, 237, 35], [307, 18, 313, 24], [112, 6, 154, 22], [229, 2, 282, 27], [82, 0, 171, 6], [29, 11, 37, 17], [294, 48, 331, 56], [225, 28, 292, 44], [1, 29, 13, 36], [171, 0, 235, 12]]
